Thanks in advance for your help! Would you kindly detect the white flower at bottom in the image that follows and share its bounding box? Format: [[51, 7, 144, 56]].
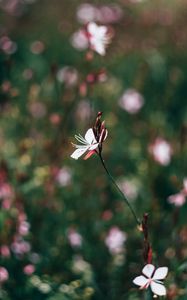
[[133, 264, 168, 296], [71, 128, 99, 160]]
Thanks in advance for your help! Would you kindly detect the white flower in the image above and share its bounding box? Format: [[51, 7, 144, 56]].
[[87, 22, 111, 56], [133, 264, 168, 296], [71, 128, 99, 160]]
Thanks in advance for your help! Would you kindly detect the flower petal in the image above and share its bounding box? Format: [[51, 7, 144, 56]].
[[87, 22, 98, 35], [133, 275, 149, 288], [83, 150, 96, 160], [89, 143, 99, 150], [70, 147, 88, 160], [153, 267, 168, 280], [150, 281, 167, 296], [85, 128, 97, 144], [142, 264, 155, 278]]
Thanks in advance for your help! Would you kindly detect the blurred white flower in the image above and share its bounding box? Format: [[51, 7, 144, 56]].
[[96, 5, 123, 24], [87, 22, 111, 56], [75, 100, 92, 122], [19, 221, 30, 236], [71, 128, 99, 160], [133, 264, 168, 296], [56, 66, 78, 87], [105, 226, 127, 255], [119, 89, 144, 114], [149, 138, 172, 166], [56, 167, 72, 187], [182, 178, 187, 195], [118, 178, 140, 200]]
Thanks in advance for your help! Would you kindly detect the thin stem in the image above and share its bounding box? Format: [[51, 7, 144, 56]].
[[98, 153, 140, 226]]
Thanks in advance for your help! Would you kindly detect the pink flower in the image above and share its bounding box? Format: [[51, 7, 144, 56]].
[[182, 178, 187, 196], [149, 138, 172, 166], [23, 264, 35, 275], [168, 193, 186, 207], [105, 226, 127, 255], [55, 167, 72, 187], [11, 238, 31, 255], [76, 3, 97, 24], [0, 267, 9, 283], [56, 66, 78, 87], [0, 245, 10, 258], [119, 89, 144, 114], [18, 221, 30, 236], [67, 229, 82, 247], [71, 29, 89, 51]]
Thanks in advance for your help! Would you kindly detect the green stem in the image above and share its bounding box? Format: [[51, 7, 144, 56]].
[[98, 153, 141, 226]]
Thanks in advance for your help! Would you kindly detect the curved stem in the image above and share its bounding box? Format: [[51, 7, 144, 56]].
[[98, 153, 141, 226]]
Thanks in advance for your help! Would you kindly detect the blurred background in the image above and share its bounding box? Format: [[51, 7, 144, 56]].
[[0, 0, 187, 299]]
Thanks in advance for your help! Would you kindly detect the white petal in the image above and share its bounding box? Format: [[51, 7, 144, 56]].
[[94, 42, 105, 55], [153, 267, 168, 280], [151, 281, 167, 296], [133, 275, 149, 287], [98, 26, 107, 37], [70, 147, 88, 160], [87, 22, 98, 35], [85, 128, 96, 144], [89, 143, 99, 151], [142, 264, 155, 278]]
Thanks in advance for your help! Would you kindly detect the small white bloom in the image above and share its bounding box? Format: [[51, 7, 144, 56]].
[[87, 22, 111, 56], [133, 264, 168, 296], [71, 128, 98, 160]]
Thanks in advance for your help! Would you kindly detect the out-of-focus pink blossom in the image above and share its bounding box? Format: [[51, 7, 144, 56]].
[[96, 5, 123, 24], [18, 221, 30, 236], [0, 183, 13, 199], [119, 89, 144, 114], [30, 40, 45, 54], [76, 3, 97, 24], [0, 245, 10, 258], [118, 178, 139, 200], [11, 238, 31, 255], [76, 3, 123, 24], [1, 81, 11, 93], [2, 198, 12, 210], [49, 113, 61, 125], [75, 100, 92, 122], [149, 138, 172, 166], [168, 193, 186, 207], [29, 102, 47, 119], [102, 210, 113, 221], [22, 69, 34, 80], [55, 167, 72, 187], [67, 228, 82, 247], [0, 36, 17, 54], [71, 29, 89, 51], [56, 66, 78, 87], [0, 267, 9, 283], [105, 226, 127, 255], [182, 178, 187, 196], [23, 264, 35, 275]]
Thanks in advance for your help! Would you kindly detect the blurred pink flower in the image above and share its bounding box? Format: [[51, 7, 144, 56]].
[[0, 245, 10, 258], [30, 40, 45, 54], [67, 228, 82, 247], [55, 167, 72, 187], [118, 178, 139, 200], [119, 89, 144, 114], [182, 178, 187, 195], [168, 193, 186, 207], [168, 178, 187, 207], [0, 36, 17, 54], [149, 138, 172, 166], [56, 66, 78, 87], [76, 3, 97, 24], [2, 198, 12, 210], [18, 221, 30, 236], [29, 102, 47, 119], [105, 226, 127, 255], [11, 238, 31, 255], [0, 267, 9, 283], [96, 5, 123, 24], [71, 29, 89, 51], [23, 264, 35, 275], [75, 100, 92, 122], [0, 183, 13, 199]]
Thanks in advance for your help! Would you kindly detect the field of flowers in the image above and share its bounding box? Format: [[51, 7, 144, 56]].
[[0, 0, 187, 299]]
